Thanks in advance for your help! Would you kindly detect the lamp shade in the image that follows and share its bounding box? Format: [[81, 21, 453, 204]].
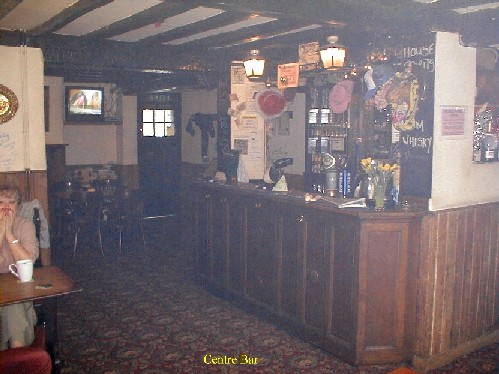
[[244, 50, 265, 78], [320, 36, 346, 69]]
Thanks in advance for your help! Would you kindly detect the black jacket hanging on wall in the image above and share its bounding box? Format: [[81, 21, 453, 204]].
[[186, 112, 217, 159]]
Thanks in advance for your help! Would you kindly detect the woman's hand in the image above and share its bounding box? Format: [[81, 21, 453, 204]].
[[0, 208, 7, 237], [2, 207, 15, 239]]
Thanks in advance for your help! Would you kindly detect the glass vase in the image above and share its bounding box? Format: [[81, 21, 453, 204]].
[[373, 182, 386, 211]]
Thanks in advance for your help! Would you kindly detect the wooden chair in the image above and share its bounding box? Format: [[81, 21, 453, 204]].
[[60, 189, 102, 256]]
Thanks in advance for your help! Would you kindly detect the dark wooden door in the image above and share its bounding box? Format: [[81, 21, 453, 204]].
[[137, 93, 181, 217]]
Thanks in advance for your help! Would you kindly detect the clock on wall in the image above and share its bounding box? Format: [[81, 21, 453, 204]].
[[0, 84, 18, 124]]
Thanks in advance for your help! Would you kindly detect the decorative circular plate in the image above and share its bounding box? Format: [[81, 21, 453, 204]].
[[255, 88, 288, 119], [0, 84, 19, 124]]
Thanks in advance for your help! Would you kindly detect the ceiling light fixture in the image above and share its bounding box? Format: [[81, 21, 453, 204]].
[[243, 49, 265, 78], [320, 36, 346, 69]]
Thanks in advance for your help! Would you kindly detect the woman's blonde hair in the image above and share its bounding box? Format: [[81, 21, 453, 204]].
[[0, 184, 22, 205]]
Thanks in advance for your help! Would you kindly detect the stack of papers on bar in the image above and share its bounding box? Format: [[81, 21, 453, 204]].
[[320, 196, 367, 208]]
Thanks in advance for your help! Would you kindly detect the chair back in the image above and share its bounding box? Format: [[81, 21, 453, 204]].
[[18, 200, 49, 267], [0, 326, 52, 374]]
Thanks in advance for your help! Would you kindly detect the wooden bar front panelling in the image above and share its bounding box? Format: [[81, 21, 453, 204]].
[[187, 181, 425, 367], [414, 202, 499, 372], [485, 207, 498, 331], [357, 221, 413, 364]]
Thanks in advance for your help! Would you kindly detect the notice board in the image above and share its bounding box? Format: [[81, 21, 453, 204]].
[[229, 66, 266, 180]]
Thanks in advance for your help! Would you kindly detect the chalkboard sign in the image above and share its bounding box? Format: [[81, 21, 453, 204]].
[[399, 93, 434, 197], [392, 35, 436, 198]]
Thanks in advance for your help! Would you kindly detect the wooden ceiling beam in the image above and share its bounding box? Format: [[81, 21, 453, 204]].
[[175, 18, 332, 53], [0, 0, 23, 19]]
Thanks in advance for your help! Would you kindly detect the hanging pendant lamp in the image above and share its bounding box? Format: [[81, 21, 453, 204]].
[[243, 49, 265, 78], [320, 36, 346, 69]]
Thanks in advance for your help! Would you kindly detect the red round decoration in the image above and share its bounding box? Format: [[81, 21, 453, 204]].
[[255, 89, 288, 119]]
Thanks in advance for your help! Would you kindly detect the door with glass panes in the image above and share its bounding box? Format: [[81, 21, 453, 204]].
[[137, 93, 181, 217]]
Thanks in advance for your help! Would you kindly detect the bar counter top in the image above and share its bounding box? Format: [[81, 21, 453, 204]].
[[191, 179, 428, 220]]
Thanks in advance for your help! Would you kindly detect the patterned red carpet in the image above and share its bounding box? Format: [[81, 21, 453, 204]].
[[52, 234, 498, 374]]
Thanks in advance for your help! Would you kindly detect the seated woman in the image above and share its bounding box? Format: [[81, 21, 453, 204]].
[[0, 184, 39, 350]]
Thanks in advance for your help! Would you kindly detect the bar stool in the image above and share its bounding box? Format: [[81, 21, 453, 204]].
[[97, 193, 119, 253], [118, 189, 147, 252], [135, 190, 178, 251], [97, 188, 147, 253]]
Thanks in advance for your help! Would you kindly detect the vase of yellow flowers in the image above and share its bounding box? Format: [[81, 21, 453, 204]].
[[360, 157, 399, 211]]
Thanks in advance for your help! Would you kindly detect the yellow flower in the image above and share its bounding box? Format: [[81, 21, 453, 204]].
[[360, 158, 371, 169], [360, 159, 398, 177]]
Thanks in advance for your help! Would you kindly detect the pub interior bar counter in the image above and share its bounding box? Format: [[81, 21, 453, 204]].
[[1, 1, 499, 373]]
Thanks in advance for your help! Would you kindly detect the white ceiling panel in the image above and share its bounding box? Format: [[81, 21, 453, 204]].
[[214, 24, 323, 49], [55, 0, 161, 36], [164, 15, 277, 45], [0, 0, 77, 31], [110, 6, 225, 42]]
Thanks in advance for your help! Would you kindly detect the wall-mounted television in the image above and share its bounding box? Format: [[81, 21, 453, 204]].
[[65, 86, 104, 123]]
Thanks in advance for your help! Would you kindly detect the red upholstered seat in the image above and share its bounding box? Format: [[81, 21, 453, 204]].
[[0, 326, 52, 374], [388, 368, 420, 374]]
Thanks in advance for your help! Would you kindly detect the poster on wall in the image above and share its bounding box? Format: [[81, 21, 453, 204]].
[[242, 116, 258, 130], [245, 83, 261, 114], [440, 106, 466, 138], [277, 63, 300, 89], [232, 66, 246, 85], [299, 42, 320, 71]]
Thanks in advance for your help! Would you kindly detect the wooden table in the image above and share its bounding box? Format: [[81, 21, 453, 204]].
[[0, 266, 81, 372]]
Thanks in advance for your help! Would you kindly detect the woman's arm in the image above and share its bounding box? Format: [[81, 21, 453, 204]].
[[4, 211, 37, 262]]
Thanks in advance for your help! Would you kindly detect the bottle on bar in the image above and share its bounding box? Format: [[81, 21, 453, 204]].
[[325, 168, 338, 197], [482, 118, 498, 162], [320, 88, 330, 126], [309, 86, 318, 125]]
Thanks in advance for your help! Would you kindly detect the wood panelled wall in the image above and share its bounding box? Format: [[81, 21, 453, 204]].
[[414, 202, 499, 372]]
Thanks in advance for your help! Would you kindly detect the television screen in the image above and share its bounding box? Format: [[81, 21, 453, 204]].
[[65, 87, 104, 122]]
